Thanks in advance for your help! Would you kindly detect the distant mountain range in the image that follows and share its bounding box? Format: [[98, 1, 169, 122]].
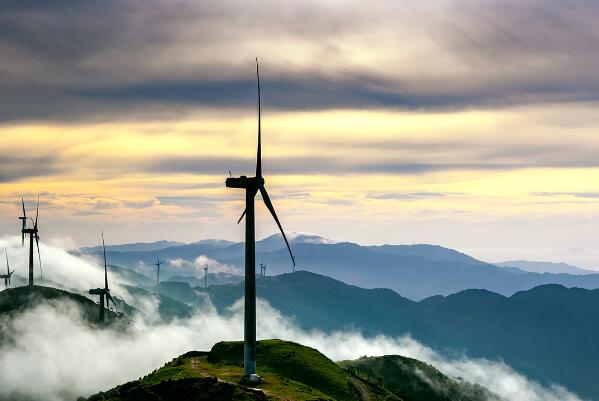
[[495, 260, 597, 275], [199, 271, 599, 400], [79, 233, 599, 300]]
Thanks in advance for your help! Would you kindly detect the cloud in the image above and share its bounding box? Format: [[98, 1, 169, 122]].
[[533, 192, 599, 199], [0, 239, 586, 401], [0, 155, 63, 182], [368, 192, 461, 201], [2, 0, 599, 121], [167, 255, 239, 275], [192, 255, 238, 274], [0, 296, 585, 401]]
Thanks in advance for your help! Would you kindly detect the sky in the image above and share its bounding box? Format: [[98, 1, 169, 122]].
[[2, 0, 599, 267]]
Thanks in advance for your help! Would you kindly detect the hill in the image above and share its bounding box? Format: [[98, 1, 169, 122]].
[[166, 272, 244, 288], [203, 271, 599, 400], [85, 339, 496, 401], [85, 340, 400, 401], [122, 285, 194, 321], [79, 234, 599, 300], [0, 285, 126, 327], [108, 264, 155, 287], [339, 355, 501, 401]]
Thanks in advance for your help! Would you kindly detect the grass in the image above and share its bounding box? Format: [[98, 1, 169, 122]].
[[85, 340, 402, 401], [339, 355, 501, 401]]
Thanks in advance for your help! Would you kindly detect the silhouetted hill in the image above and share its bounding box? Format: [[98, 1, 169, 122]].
[[203, 271, 599, 400], [0, 285, 126, 327]]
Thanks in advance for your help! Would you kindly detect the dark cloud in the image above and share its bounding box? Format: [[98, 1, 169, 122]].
[[156, 195, 231, 207], [1, 0, 599, 121], [0, 156, 63, 182]]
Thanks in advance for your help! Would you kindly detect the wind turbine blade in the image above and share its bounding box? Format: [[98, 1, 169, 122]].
[[5, 247, 8, 271], [21, 198, 26, 246], [107, 293, 118, 311], [102, 231, 108, 289], [259, 185, 295, 266], [34, 195, 39, 229], [35, 236, 42, 280], [255, 57, 262, 178], [237, 209, 247, 224]]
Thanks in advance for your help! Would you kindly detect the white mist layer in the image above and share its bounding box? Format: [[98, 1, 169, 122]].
[[0, 298, 584, 401], [0, 236, 585, 401]]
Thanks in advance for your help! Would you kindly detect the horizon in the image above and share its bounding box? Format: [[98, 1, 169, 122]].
[[61, 231, 599, 272]]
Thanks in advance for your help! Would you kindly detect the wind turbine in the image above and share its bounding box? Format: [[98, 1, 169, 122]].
[[89, 232, 117, 323], [0, 248, 15, 288], [20, 197, 42, 286], [225, 59, 295, 380], [155, 256, 165, 286], [204, 265, 208, 289], [259, 261, 266, 277]]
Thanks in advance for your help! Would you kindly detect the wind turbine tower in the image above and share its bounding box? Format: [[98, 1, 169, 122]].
[[19, 197, 42, 286], [89, 232, 117, 323], [204, 265, 208, 289], [1, 248, 15, 288], [155, 256, 165, 286], [226, 59, 295, 380]]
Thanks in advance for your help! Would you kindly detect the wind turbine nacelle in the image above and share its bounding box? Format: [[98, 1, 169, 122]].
[[226, 176, 264, 189], [89, 288, 106, 295]]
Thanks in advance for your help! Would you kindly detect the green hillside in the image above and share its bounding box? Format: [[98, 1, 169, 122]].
[[122, 285, 194, 321], [339, 355, 501, 401], [0, 285, 126, 327], [85, 340, 401, 401]]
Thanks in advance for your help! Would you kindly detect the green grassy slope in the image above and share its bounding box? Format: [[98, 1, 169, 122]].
[[85, 340, 402, 401], [339, 355, 502, 401]]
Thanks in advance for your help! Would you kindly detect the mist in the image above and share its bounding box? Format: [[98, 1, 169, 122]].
[[0, 237, 586, 401]]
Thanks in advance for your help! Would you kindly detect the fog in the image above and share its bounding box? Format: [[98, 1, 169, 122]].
[[0, 236, 586, 401]]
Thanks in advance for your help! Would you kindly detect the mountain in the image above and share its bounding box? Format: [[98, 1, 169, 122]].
[[166, 272, 244, 287], [367, 243, 483, 265], [122, 285, 194, 321], [85, 339, 496, 401], [108, 264, 155, 287], [79, 240, 184, 253], [236, 241, 599, 299], [496, 260, 597, 275], [79, 234, 599, 300], [339, 355, 500, 401], [202, 271, 599, 400]]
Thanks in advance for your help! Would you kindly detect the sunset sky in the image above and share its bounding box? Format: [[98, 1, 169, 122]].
[[2, 1, 599, 268]]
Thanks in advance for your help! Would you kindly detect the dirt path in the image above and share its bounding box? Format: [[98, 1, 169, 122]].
[[190, 357, 202, 372], [348, 376, 375, 401]]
